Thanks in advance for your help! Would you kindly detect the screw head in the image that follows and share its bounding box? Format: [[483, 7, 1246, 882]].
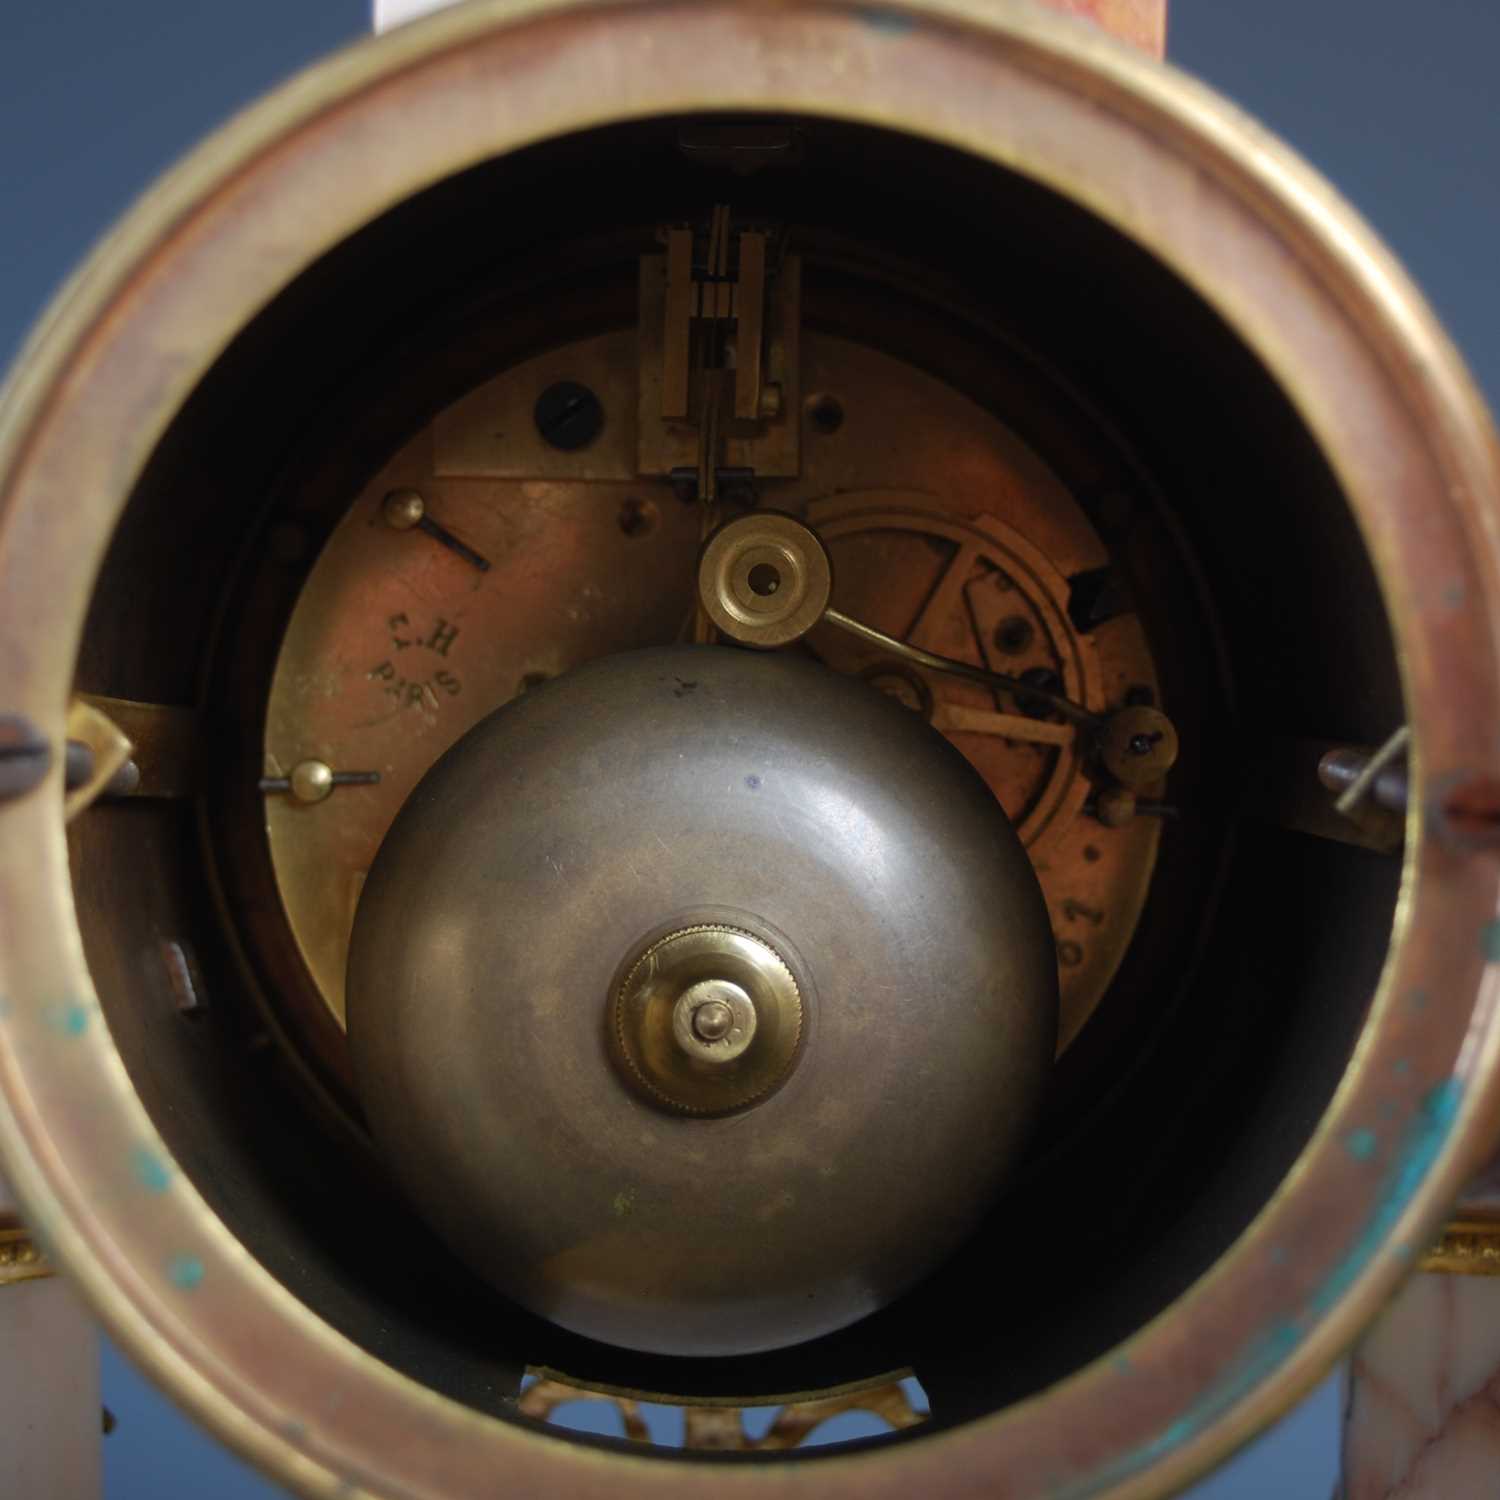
[[805, 392, 844, 434], [383, 489, 426, 531], [1100, 706, 1179, 787], [534, 381, 605, 452], [668, 976, 760, 1067], [289, 759, 335, 804], [994, 615, 1035, 655], [692, 999, 734, 1042]]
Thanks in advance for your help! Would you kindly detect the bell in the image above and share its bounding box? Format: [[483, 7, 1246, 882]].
[[348, 645, 1057, 1355]]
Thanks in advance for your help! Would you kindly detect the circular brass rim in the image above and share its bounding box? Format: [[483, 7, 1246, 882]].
[[1, 3, 1499, 1498]]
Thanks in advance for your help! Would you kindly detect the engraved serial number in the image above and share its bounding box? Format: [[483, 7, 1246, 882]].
[[1056, 898, 1105, 970]]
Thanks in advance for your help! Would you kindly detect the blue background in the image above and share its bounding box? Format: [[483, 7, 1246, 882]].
[[4, 0, 1495, 1494]]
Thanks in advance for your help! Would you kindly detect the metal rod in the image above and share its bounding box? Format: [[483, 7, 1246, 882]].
[[821, 608, 1104, 728], [1319, 744, 1410, 815], [1331, 725, 1411, 817], [416, 515, 491, 573], [929, 702, 1077, 748]]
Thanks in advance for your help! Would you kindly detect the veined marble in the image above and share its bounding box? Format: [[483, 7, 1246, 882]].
[[1343, 1272, 1500, 1497]]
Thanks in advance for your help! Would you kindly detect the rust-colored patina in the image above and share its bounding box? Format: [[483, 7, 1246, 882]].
[[0, 3, 1498, 1499]]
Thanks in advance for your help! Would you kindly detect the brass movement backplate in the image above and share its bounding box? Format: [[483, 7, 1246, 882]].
[[263, 329, 1162, 1067]]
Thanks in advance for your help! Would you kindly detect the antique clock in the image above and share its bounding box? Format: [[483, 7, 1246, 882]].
[[2, 2, 1498, 1496]]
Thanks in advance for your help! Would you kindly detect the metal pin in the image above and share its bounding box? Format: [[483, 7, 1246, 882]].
[[1329, 725, 1411, 818], [160, 938, 208, 1017], [260, 759, 380, 804], [1319, 744, 1409, 815], [0, 714, 51, 801], [822, 608, 1104, 729], [383, 489, 490, 573]]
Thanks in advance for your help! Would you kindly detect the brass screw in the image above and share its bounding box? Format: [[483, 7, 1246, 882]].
[[290, 759, 335, 804], [692, 1000, 735, 1042], [259, 760, 380, 802], [670, 979, 758, 1064], [994, 616, 1035, 655], [383, 488, 426, 531]]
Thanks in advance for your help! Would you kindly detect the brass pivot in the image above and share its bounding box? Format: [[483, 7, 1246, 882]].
[[613, 924, 803, 1115], [698, 512, 833, 648], [673, 979, 757, 1061]]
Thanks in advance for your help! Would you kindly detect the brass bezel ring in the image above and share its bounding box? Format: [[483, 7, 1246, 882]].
[[2, 3, 1500, 1497]]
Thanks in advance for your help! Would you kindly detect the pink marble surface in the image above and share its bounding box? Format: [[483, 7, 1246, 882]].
[[0, 1277, 102, 1499], [374, 0, 1169, 58], [1344, 1272, 1500, 1497], [1038, 0, 1167, 56]]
